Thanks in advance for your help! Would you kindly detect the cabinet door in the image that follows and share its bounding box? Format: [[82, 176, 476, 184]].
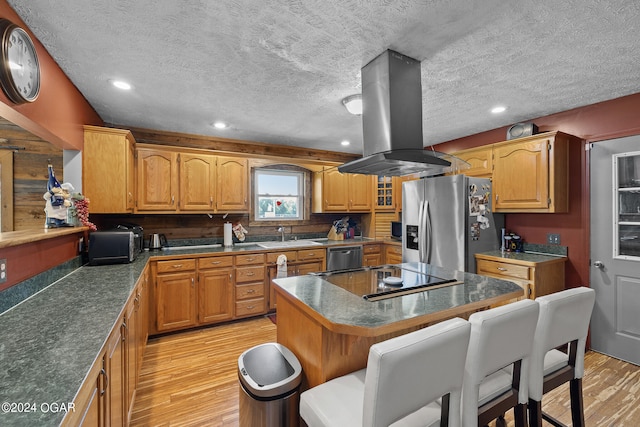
[[493, 138, 550, 210], [296, 261, 324, 275], [136, 148, 178, 211], [217, 156, 249, 211], [375, 176, 395, 210], [106, 324, 125, 427], [77, 360, 105, 427], [322, 169, 349, 211], [349, 173, 372, 211], [83, 126, 136, 213], [452, 146, 494, 178], [125, 297, 138, 423], [198, 268, 234, 324], [156, 271, 197, 331], [385, 244, 403, 264], [180, 153, 216, 211]]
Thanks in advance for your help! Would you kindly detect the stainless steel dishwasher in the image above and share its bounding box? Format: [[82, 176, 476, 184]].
[[326, 245, 363, 271]]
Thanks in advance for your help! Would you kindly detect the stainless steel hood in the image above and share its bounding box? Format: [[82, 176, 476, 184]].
[[339, 50, 461, 177]]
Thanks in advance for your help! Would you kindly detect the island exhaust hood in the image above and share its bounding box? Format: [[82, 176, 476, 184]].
[[338, 50, 464, 177]]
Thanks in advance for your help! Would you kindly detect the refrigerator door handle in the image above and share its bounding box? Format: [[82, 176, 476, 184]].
[[418, 200, 425, 262], [424, 200, 432, 263]]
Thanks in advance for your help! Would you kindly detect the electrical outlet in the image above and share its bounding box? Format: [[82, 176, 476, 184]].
[[547, 233, 561, 245], [0, 258, 6, 284]]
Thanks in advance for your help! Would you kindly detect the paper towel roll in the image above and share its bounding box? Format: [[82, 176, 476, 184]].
[[224, 222, 233, 247]]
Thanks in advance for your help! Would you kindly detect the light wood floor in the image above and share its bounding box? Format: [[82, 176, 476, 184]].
[[131, 316, 639, 426]]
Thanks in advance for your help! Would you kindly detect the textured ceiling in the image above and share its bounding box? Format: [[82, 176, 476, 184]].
[[7, 0, 640, 154]]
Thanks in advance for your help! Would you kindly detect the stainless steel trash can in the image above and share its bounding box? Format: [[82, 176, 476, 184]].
[[238, 343, 302, 427]]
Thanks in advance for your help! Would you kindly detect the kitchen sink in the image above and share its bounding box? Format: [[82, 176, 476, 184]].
[[256, 240, 323, 249]]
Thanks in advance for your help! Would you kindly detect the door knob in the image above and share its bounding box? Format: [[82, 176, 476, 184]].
[[593, 261, 605, 269]]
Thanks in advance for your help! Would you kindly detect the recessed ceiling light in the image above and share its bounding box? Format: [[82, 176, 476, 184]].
[[213, 121, 228, 129], [491, 106, 506, 114], [111, 80, 132, 90], [341, 140, 350, 146]]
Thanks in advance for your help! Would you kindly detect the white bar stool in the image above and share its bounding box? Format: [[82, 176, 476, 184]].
[[528, 287, 596, 427], [461, 299, 540, 427], [299, 317, 472, 427]]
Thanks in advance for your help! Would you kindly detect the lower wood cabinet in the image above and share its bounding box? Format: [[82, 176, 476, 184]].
[[384, 244, 403, 264], [198, 256, 234, 324], [155, 268, 197, 332], [266, 249, 326, 311], [235, 253, 266, 319], [475, 253, 567, 299], [65, 272, 148, 427], [363, 244, 382, 266]]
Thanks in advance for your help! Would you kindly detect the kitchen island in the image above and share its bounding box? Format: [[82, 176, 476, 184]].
[[273, 262, 523, 389]]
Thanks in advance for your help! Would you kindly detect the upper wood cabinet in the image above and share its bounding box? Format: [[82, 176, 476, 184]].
[[136, 148, 179, 211], [179, 152, 216, 211], [217, 156, 249, 211], [492, 131, 577, 213], [313, 168, 373, 212], [83, 126, 136, 213], [136, 146, 249, 213], [451, 145, 494, 178]]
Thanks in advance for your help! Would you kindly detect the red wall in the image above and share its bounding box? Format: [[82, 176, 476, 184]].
[[0, 1, 102, 149], [435, 92, 640, 288]]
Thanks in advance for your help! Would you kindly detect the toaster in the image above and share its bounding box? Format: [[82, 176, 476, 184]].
[[88, 230, 142, 265]]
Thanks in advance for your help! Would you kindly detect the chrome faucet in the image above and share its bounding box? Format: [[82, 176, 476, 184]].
[[278, 226, 285, 241]]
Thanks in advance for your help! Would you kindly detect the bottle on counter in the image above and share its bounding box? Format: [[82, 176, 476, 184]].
[[47, 160, 65, 207]]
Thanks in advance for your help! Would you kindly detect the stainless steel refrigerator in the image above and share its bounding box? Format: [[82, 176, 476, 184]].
[[402, 175, 504, 273]]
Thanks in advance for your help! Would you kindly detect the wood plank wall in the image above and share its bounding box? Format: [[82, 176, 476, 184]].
[[0, 117, 63, 231]]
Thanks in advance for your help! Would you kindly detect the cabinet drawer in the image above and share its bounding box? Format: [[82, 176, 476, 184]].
[[156, 259, 196, 273], [266, 251, 298, 264], [235, 298, 266, 317], [236, 253, 265, 266], [235, 283, 265, 300], [363, 244, 381, 254], [235, 265, 265, 283], [476, 259, 530, 281], [198, 255, 233, 269], [298, 249, 325, 261]]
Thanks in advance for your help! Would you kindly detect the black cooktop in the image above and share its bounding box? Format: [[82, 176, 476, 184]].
[[312, 265, 460, 301]]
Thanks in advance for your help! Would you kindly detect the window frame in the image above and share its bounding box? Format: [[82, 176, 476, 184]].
[[250, 164, 311, 225]]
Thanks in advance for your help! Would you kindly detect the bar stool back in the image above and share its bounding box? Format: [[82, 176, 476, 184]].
[[528, 287, 596, 427], [462, 299, 540, 427], [300, 317, 472, 427]]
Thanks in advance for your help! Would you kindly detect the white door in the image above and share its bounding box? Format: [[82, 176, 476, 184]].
[[590, 135, 640, 365]]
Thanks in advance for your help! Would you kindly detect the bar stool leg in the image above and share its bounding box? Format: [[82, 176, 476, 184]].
[[570, 378, 586, 427]]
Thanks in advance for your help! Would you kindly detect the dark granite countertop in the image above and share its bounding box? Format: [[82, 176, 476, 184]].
[[0, 236, 383, 426], [0, 253, 151, 427], [273, 261, 524, 332]]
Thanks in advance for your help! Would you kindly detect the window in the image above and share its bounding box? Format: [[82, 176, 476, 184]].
[[255, 168, 304, 221]]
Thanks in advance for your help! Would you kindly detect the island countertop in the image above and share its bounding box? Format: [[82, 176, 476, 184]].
[[273, 262, 524, 337], [273, 262, 524, 388]]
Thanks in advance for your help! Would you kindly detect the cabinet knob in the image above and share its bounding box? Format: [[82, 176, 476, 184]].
[[497, 267, 507, 271], [247, 272, 255, 276], [191, 278, 195, 287], [247, 289, 255, 294], [172, 264, 183, 269], [211, 261, 221, 265]]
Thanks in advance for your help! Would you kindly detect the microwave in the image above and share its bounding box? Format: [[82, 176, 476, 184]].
[[88, 230, 142, 265], [391, 221, 402, 240]]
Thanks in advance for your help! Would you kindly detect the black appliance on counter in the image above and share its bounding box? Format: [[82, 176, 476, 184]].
[[88, 224, 143, 265], [391, 221, 402, 240]]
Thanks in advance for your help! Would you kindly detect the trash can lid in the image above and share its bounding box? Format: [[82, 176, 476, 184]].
[[238, 343, 302, 397]]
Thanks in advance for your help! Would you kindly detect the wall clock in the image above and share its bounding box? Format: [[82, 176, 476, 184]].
[[0, 19, 40, 104]]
